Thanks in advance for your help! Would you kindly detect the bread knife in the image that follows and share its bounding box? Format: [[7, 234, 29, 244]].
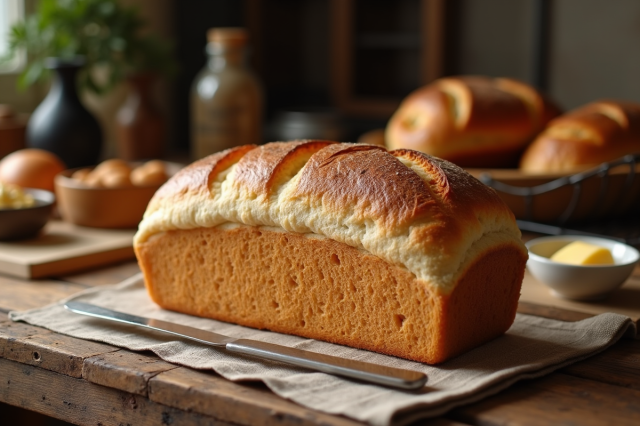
[[64, 301, 427, 390]]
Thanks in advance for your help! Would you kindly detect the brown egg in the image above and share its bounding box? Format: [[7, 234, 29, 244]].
[[131, 166, 167, 186], [101, 171, 133, 188], [141, 160, 166, 174], [83, 172, 105, 188], [93, 159, 131, 177], [0, 149, 66, 192], [72, 168, 92, 182]]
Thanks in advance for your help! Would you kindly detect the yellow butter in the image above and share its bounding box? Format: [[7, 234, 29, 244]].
[[550, 241, 614, 265], [0, 182, 35, 209]]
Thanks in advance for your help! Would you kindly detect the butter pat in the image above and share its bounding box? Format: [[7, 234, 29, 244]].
[[550, 241, 614, 265], [0, 182, 35, 209]]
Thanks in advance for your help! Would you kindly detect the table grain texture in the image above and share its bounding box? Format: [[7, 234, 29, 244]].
[[1, 233, 639, 426]]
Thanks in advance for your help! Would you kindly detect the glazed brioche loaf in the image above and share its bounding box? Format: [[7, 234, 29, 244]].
[[386, 76, 559, 168], [134, 141, 528, 364], [520, 100, 640, 173]]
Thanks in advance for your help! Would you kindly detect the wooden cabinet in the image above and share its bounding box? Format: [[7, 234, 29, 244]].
[[330, 0, 444, 118], [245, 0, 444, 121]]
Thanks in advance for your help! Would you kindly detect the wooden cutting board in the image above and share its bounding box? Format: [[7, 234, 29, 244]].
[[0, 221, 136, 279]]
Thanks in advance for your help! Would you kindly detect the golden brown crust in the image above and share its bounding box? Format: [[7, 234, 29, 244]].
[[293, 143, 436, 228], [451, 77, 532, 133], [148, 145, 257, 210], [137, 141, 524, 294], [233, 140, 334, 196], [390, 148, 518, 261], [520, 100, 640, 173], [391, 148, 451, 202], [385, 76, 559, 168], [391, 148, 508, 209], [136, 225, 526, 364]]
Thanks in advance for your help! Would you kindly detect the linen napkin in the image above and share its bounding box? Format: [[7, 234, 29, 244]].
[[10, 274, 636, 426]]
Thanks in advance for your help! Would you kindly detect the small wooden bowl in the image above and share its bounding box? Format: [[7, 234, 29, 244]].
[[55, 168, 163, 229]]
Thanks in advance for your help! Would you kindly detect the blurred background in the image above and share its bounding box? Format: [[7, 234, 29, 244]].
[[2, 2, 640, 421], [2, 0, 640, 159]]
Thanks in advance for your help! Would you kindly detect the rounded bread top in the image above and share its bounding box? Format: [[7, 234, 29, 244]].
[[385, 76, 559, 167], [520, 100, 640, 173], [136, 141, 524, 294]]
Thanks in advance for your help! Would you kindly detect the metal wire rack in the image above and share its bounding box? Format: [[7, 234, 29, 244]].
[[478, 154, 640, 247]]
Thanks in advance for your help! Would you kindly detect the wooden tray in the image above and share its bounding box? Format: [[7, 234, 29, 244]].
[[0, 221, 136, 279]]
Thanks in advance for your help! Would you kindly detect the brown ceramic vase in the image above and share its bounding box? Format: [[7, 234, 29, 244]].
[[116, 73, 165, 161]]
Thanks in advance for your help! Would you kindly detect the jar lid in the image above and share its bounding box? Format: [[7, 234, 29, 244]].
[[207, 27, 249, 47]]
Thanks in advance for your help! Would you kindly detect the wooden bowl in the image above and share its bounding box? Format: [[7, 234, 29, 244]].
[[55, 168, 163, 229], [0, 188, 55, 240]]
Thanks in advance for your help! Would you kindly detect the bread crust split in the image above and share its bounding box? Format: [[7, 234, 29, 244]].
[[135, 140, 528, 364], [520, 100, 640, 173], [385, 76, 560, 168]]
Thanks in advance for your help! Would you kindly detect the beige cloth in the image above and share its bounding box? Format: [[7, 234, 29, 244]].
[[10, 274, 636, 426]]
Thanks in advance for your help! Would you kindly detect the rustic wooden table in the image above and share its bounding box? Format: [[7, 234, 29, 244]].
[[1, 234, 639, 426]]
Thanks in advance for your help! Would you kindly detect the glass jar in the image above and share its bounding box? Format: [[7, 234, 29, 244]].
[[191, 28, 263, 160]]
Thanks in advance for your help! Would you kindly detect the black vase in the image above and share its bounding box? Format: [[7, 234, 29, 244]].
[[26, 57, 103, 169]]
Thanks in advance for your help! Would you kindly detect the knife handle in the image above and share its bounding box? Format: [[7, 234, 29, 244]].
[[226, 339, 427, 390]]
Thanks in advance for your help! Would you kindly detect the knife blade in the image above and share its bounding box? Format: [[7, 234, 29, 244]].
[[64, 301, 427, 390]]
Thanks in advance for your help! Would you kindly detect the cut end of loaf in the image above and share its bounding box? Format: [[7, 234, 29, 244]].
[[136, 225, 527, 364]]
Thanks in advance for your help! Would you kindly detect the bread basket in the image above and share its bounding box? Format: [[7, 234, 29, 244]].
[[467, 154, 640, 245]]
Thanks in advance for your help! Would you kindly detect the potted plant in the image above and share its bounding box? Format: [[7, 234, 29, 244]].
[[2, 0, 175, 167]]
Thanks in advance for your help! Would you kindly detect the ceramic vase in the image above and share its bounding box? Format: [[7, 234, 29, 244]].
[[26, 57, 103, 169], [116, 73, 165, 160]]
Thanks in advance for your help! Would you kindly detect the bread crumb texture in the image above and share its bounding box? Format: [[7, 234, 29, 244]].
[[135, 141, 525, 294], [136, 225, 525, 363]]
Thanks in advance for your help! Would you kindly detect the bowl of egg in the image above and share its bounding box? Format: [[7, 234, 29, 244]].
[[55, 159, 170, 229], [526, 235, 640, 301], [0, 183, 55, 240]]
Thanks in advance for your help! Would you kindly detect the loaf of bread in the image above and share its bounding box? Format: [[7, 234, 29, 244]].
[[134, 141, 528, 364], [520, 100, 640, 173], [386, 76, 559, 168]]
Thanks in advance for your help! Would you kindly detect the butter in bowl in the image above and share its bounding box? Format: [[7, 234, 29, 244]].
[[525, 235, 639, 301]]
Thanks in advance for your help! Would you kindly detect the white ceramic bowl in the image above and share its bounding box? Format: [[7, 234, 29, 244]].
[[525, 235, 639, 301]]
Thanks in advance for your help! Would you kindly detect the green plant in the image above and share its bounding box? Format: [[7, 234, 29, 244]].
[[2, 0, 176, 94]]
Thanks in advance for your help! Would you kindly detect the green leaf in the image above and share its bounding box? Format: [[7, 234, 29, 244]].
[[18, 62, 46, 90], [5, 0, 176, 94]]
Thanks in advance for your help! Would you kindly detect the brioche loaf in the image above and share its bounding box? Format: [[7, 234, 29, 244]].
[[386, 76, 559, 168], [134, 141, 528, 364], [520, 100, 640, 173]]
